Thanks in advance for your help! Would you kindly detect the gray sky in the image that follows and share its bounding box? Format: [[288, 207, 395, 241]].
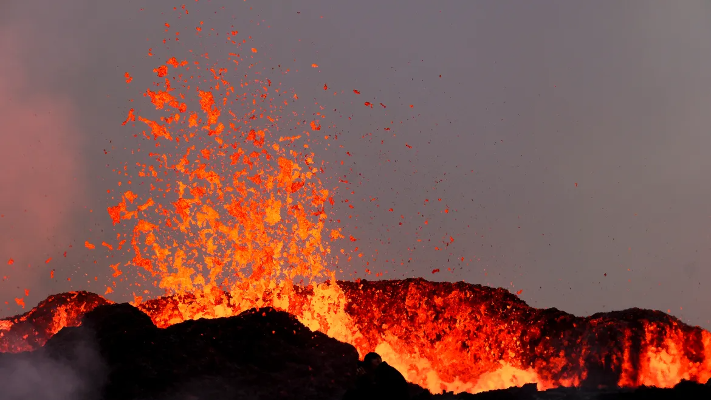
[[2, 0, 711, 329]]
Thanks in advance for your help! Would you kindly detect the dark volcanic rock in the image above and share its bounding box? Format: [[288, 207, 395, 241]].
[[420, 381, 711, 400], [43, 303, 359, 400]]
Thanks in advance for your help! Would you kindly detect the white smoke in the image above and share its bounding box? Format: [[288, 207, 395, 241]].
[[0, 329, 106, 400]]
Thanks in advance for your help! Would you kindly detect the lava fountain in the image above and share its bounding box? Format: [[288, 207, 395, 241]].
[[1, 14, 711, 396]]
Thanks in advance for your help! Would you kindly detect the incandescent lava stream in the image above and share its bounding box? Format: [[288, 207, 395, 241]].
[[1, 279, 709, 394]]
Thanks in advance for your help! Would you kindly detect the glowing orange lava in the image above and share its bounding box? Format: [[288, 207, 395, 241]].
[[2, 281, 711, 394], [111, 51, 337, 300]]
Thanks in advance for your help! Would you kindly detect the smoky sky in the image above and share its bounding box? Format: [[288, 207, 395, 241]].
[[1, 0, 711, 330]]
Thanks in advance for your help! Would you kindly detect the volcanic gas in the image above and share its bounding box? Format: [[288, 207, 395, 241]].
[[1, 12, 711, 397]]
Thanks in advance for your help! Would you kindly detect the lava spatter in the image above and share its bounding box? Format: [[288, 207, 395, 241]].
[[103, 41, 367, 385], [113, 50, 338, 295]]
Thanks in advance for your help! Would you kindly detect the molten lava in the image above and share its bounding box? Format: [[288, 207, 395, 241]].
[[2, 14, 710, 396], [1, 281, 711, 394], [0, 291, 111, 353]]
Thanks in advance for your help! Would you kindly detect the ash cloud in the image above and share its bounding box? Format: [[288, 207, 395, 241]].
[[0, 24, 83, 258], [0, 330, 106, 400], [0, 1, 91, 308]]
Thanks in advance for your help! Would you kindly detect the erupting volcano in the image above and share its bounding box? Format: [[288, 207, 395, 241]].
[[2, 5, 711, 399], [3, 279, 711, 395]]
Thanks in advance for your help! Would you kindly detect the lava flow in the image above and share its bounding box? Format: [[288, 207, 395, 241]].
[[2, 16, 711, 396], [2, 281, 711, 394]]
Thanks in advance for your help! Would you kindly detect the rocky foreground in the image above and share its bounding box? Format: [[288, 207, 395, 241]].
[[0, 302, 709, 400]]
